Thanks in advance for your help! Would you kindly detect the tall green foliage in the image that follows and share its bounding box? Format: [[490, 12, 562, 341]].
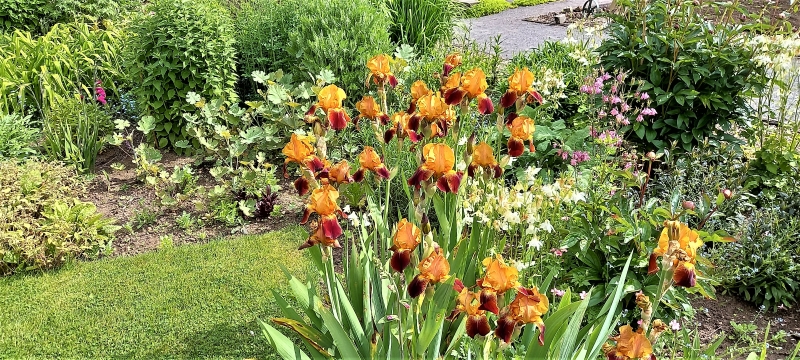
[[384, 0, 459, 52], [0, 21, 125, 117], [0, 0, 139, 35], [287, 0, 392, 97], [126, 0, 238, 153]]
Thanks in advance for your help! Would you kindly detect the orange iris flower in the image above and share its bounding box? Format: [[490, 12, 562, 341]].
[[407, 80, 433, 113], [443, 53, 462, 77], [507, 115, 536, 157], [604, 325, 654, 360], [443, 68, 494, 115], [407, 143, 463, 193], [305, 84, 351, 131], [366, 54, 398, 88], [300, 184, 343, 242], [476, 255, 521, 315], [389, 219, 422, 272], [282, 134, 325, 195], [408, 247, 450, 298], [468, 142, 503, 178], [417, 93, 448, 121], [384, 111, 422, 144], [454, 288, 492, 338], [353, 146, 390, 181], [355, 96, 390, 125], [495, 286, 549, 345], [501, 68, 543, 109], [328, 160, 354, 184], [647, 221, 703, 287]]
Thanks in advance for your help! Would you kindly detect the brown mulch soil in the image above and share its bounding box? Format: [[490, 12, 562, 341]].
[[694, 294, 800, 358], [83, 146, 304, 257], [524, 5, 610, 26]]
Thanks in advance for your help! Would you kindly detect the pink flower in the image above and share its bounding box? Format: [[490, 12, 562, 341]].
[[640, 92, 650, 100], [611, 96, 622, 104], [551, 288, 566, 297], [579, 291, 588, 300], [636, 114, 644, 122], [610, 85, 618, 94], [94, 80, 107, 105], [580, 85, 590, 94], [637, 319, 643, 326], [550, 247, 567, 256], [560, 216, 570, 221], [669, 319, 681, 331], [641, 107, 657, 116], [610, 189, 616, 195], [602, 73, 612, 81], [602, 95, 610, 103], [598, 110, 607, 119], [610, 108, 619, 116], [621, 103, 630, 113]]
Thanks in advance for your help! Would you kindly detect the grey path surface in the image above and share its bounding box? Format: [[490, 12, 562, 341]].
[[461, 0, 611, 58]]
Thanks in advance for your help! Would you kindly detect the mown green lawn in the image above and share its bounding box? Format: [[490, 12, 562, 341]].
[[0, 226, 312, 359]]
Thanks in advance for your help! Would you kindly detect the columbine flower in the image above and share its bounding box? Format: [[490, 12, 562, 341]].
[[299, 184, 344, 248], [366, 54, 398, 88], [507, 115, 536, 157], [550, 247, 567, 257], [495, 286, 549, 345], [355, 96, 389, 125], [501, 68, 543, 109], [648, 221, 704, 287], [579, 291, 588, 300], [306, 84, 350, 130], [408, 247, 450, 298], [641, 107, 657, 116], [528, 237, 544, 250], [408, 143, 464, 193], [353, 146, 390, 181], [550, 288, 565, 297], [468, 142, 502, 178], [670, 319, 680, 331], [389, 219, 422, 272], [539, 220, 554, 233], [603, 325, 654, 360]]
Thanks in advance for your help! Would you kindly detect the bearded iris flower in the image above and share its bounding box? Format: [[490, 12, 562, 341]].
[[281, 133, 325, 195], [353, 146, 390, 181], [442, 53, 462, 77], [495, 286, 549, 345], [384, 111, 421, 144], [300, 184, 344, 244], [356, 95, 389, 125], [501, 68, 543, 109], [407, 143, 463, 193], [408, 247, 450, 298], [443, 68, 494, 115], [648, 221, 703, 287], [305, 84, 350, 131], [328, 160, 354, 184], [603, 325, 655, 360], [468, 142, 503, 178], [407, 80, 433, 113], [366, 54, 398, 88], [453, 287, 491, 338], [507, 115, 536, 157], [476, 255, 520, 316], [389, 219, 422, 272]]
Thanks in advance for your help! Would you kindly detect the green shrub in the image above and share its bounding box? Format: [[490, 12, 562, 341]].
[[0, 113, 38, 158], [226, 0, 302, 98], [709, 209, 800, 311], [287, 0, 392, 98], [465, 0, 514, 18], [0, 0, 139, 35], [596, 0, 763, 151], [0, 160, 118, 275], [43, 96, 111, 173], [0, 21, 125, 117], [126, 0, 238, 153], [384, 0, 459, 52]]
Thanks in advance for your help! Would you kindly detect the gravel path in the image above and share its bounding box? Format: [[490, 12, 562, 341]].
[[461, 0, 612, 58]]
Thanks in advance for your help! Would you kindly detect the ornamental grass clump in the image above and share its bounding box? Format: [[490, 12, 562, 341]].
[[263, 51, 736, 360]]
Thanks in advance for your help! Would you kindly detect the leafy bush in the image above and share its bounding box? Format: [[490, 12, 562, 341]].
[[710, 209, 800, 311], [287, 0, 392, 97], [0, 0, 139, 35], [0, 113, 38, 158], [126, 0, 238, 152], [597, 0, 763, 151], [225, 0, 302, 98], [43, 95, 112, 173], [465, 0, 514, 18], [0, 21, 125, 117], [0, 160, 118, 275], [384, 0, 459, 51]]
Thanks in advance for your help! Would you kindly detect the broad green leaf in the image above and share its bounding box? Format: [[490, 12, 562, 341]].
[[261, 320, 312, 360]]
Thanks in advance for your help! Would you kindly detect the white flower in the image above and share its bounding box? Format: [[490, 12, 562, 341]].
[[567, 191, 587, 203], [347, 213, 360, 227], [343, 205, 351, 214], [541, 184, 558, 198], [528, 237, 543, 250], [361, 214, 372, 228], [503, 211, 521, 225], [514, 260, 535, 271], [458, 136, 468, 146], [539, 220, 554, 233]]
